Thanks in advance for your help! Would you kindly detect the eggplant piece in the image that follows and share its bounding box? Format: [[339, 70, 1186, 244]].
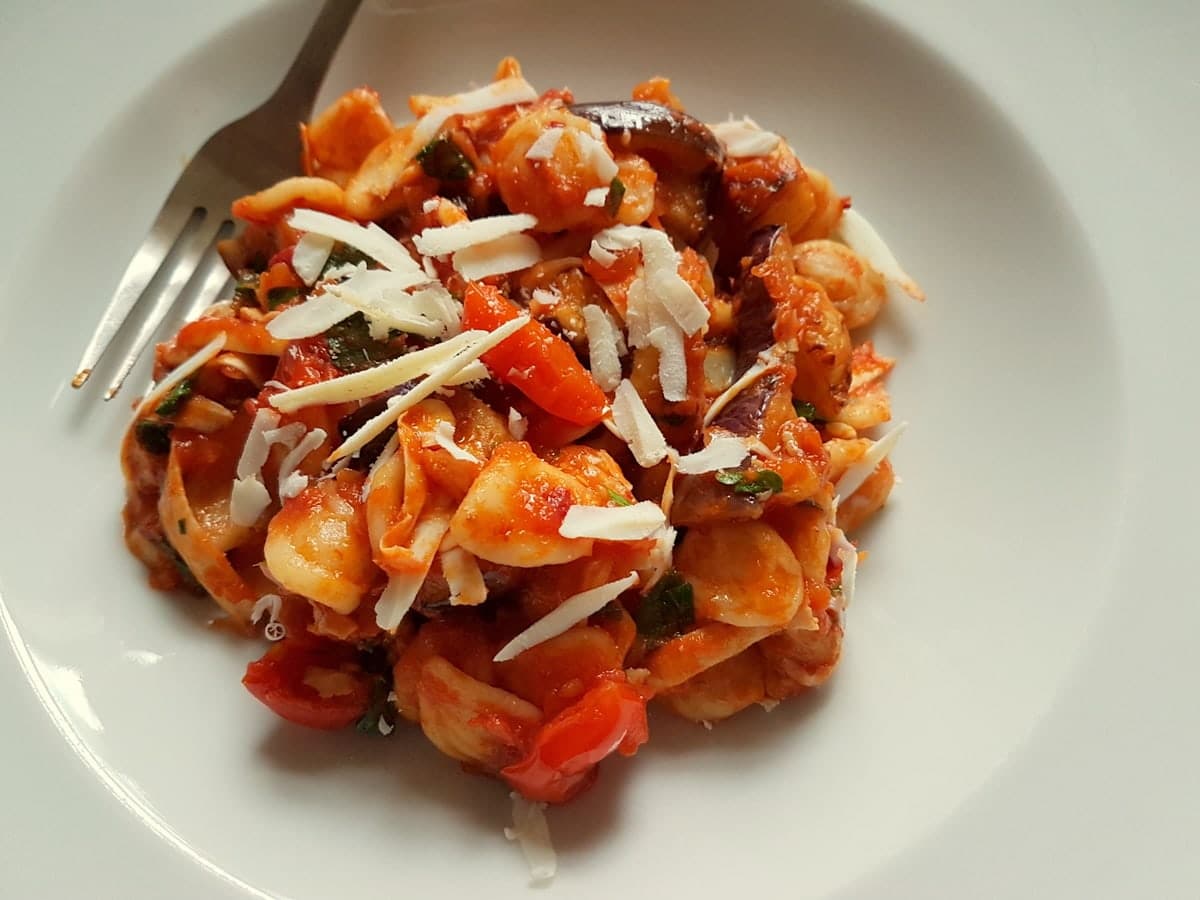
[[670, 370, 790, 527], [730, 225, 785, 375], [570, 101, 724, 175], [711, 371, 784, 438]]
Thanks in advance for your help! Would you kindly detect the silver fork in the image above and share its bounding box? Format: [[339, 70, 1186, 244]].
[[73, 0, 363, 399]]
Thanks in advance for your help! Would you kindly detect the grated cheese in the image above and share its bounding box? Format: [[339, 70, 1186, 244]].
[[610, 380, 669, 467], [269, 328, 490, 413], [410, 77, 539, 152], [648, 322, 688, 402], [452, 233, 541, 281], [558, 501, 666, 541], [702, 358, 771, 426], [412, 213, 537, 258], [710, 116, 781, 157], [323, 269, 454, 340], [375, 512, 452, 630], [442, 546, 487, 606], [505, 792, 556, 884], [236, 408, 281, 480], [360, 432, 400, 502], [135, 335, 226, 418], [277, 427, 327, 501], [595, 226, 708, 335], [675, 434, 750, 474], [834, 421, 908, 502], [831, 527, 858, 611], [581, 305, 625, 392], [507, 407, 527, 440], [583, 186, 609, 207], [230, 475, 271, 526], [421, 197, 441, 214], [288, 208, 423, 276], [291, 232, 335, 285], [266, 293, 356, 340], [588, 239, 619, 268], [524, 126, 564, 161], [425, 421, 480, 463], [249, 593, 282, 626], [568, 129, 619, 183], [642, 525, 677, 589], [330, 316, 528, 462], [833, 208, 925, 301], [493, 572, 638, 662]]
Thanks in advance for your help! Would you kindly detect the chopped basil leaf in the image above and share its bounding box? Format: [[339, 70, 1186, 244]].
[[154, 378, 193, 417], [355, 677, 394, 735], [322, 242, 373, 274], [792, 399, 819, 421], [635, 571, 694, 642], [604, 176, 626, 217], [606, 488, 633, 507], [416, 138, 474, 181], [177, 519, 187, 536], [233, 270, 260, 306], [266, 286, 300, 309], [324, 312, 406, 373], [714, 468, 785, 497], [135, 421, 172, 455]]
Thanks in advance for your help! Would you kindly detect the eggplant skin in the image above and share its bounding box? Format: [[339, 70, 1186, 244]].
[[570, 101, 724, 174], [730, 225, 786, 375]]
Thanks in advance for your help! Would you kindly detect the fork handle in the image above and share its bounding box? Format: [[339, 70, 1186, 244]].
[[266, 0, 365, 123]]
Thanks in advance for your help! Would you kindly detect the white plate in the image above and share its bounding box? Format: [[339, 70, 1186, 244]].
[[1, 1, 1197, 896]]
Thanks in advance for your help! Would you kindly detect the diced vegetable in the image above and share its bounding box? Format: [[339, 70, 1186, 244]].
[[242, 640, 371, 730], [461, 283, 607, 426], [501, 676, 648, 803]]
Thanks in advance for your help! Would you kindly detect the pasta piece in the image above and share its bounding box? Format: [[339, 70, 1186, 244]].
[[263, 472, 377, 614], [416, 656, 543, 774], [448, 442, 594, 568]]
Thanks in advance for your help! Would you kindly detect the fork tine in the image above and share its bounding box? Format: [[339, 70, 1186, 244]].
[[103, 214, 225, 400], [183, 220, 235, 320], [71, 201, 194, 388]]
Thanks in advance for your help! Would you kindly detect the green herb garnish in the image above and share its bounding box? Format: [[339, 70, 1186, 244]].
[[266, 286, 300, 309], [322, 242, 373, 275], [635, 571, 694, 642], [604, 176, 626, 217], [233, 270, 260, 306], [416, 138, 474, 181], [792, 399, 819, 421], [356, 678, 394, 735], [134, 421, 172, 455], [606, 488, 633, 507], [154, 379, 193, 417], [323, 312, 405, 373], [714, 468, 785, 497], [177, 519, 187, 536]]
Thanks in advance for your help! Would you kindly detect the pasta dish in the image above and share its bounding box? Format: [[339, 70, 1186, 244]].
[[119, 57, 920, 871]]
